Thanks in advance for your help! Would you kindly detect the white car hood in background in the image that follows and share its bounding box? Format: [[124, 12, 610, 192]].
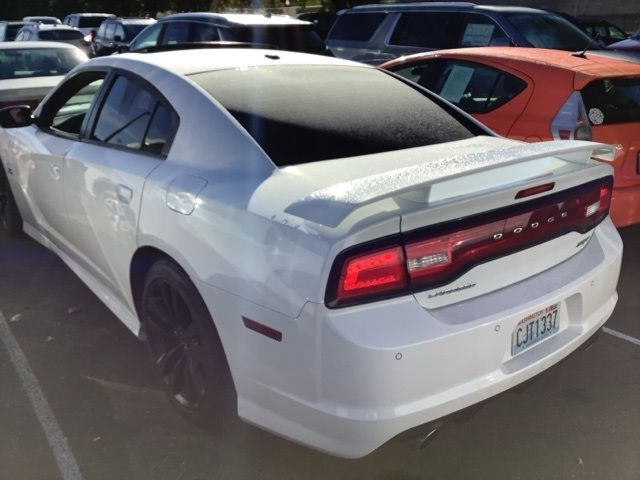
[[0, 76, 65, 102]]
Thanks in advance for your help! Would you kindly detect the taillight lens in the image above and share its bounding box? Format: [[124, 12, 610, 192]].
[[335, 246, 407, 304], [326, 176, 613, 308], [551, 92, 592, 141]]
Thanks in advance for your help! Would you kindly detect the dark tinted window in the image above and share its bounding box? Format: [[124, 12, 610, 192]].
[[505, 13, 594, 51], [78, 16, 110, 28], [390, 12, 464, 49], [459, 14, 510, 47], [191, 22, 219, 42], [161, 21, 190, 44], [329, 13, 386, 41], [190, 66, 475, 166], [422, 60, 526, 113], [39, 29, 84, 41], [581, 78, 640, 125], [225, 25, 324, 53], [93, 76, 155, 150], [144, 103, 177, 155], [123, 24, 150, 40], [6, 24, 25, 41]]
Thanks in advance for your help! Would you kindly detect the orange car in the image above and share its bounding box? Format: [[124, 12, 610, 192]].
[[382, 47, 640, 227]]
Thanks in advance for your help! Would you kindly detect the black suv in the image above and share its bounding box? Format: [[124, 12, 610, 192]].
[[128, 13, 327, 54], [327, 3, 598, 64], [94, 17, 156, 56]]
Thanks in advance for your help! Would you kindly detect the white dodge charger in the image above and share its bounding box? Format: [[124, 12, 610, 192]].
[[0, 49, 622, 457]]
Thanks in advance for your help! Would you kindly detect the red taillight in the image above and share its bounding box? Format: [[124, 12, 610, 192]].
[[335, 246, 407, 304], [327, 177, 613, 308]]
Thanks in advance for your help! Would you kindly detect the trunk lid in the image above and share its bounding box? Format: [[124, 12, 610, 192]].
[[248, 136, 614, 307]]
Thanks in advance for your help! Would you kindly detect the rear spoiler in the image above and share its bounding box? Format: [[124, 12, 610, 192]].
[[284, 141, 614, 226]]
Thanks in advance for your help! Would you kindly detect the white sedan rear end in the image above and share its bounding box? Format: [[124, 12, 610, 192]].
[[0, 49, 622, 458]]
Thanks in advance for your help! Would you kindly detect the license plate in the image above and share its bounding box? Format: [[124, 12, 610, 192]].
[[511, 303, 560, 356]]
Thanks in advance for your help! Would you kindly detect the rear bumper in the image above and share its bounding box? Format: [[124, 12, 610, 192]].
[[199, 219, 622, 458], [610, 185, 640, 228]]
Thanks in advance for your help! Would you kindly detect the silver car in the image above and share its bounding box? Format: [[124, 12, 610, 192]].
[[14, 23, 93, 57]]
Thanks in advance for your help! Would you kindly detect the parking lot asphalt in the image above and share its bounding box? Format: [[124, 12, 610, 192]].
[[0, 224, 639, 480]]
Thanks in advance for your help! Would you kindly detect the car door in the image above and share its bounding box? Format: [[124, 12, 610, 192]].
[[61, 71, 178, 305], [17, 71, 106, 250]]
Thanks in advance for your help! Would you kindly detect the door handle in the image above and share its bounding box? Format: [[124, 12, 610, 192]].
[[116, 184, 133, 204], [49, 164, 60, 180]]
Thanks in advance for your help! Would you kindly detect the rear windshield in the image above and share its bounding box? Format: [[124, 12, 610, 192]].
[[581, 78, 640, 125], [225, 25, 325, 53], [189, 65, 474, 166], [39, 29, 84, 40], [505, 13, 595, 51], [0, 48, 85, 79], [78, 16, 111, 28]]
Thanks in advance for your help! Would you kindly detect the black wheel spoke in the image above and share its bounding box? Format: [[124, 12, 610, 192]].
[[146, 297, 177, 333], [168, 354, 187, 396], [156, 343, 184, 377]]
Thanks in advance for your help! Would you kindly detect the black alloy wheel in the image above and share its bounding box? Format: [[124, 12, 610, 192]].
[[141, 259, 235, 425]]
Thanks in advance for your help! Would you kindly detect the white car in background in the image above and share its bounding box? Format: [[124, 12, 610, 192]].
[[0, 41, 87, 109], [0, 49, 622, 458]]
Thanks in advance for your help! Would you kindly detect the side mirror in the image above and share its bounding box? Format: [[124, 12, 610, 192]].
[[114, 35, 122, 42], [0, 105, 33, 128]]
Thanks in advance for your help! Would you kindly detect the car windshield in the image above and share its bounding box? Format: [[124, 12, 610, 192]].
[[124, 24, 150, 39], [506, 13, 597, 51], [39, 29, 84, 40], [225, 25, 325, 53], [581, 78, 640, 125], [189, 65, 475, 166], [78, 16, 110, 28], [0, 48, 85, 79]]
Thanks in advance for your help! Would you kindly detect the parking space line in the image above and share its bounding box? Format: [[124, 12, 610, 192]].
[[0, 311, 83, 480], [603, 327, 640, 347]]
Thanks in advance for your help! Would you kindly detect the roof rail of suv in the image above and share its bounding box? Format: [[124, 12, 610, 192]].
[[351, 2, 477, 11], [130, 41, 278, 54]]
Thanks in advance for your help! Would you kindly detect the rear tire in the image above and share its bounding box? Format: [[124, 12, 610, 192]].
[[0, 167, 22, 237], [140, 259, 236, 428]]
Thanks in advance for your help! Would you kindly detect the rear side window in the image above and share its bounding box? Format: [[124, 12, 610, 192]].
[[581, 78, 640, 125], [93, 76, 156, 150], [422, 60, 526, 114], [329, 12, 386, 41], [143, 103, 178, 155], [161, 21, 190, 44], [390, 12, 464, 49]]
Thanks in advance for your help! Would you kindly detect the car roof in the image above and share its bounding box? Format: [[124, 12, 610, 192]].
[[0, 41, 79, 49], [159, 12, 310, 26], [108, 18, 155, 24], [91, 47, 366, 75], [349, 2, 552, 14], [66, 13, 114, 17], [1, 21, 27, 25], [389, 47, 640, 88]]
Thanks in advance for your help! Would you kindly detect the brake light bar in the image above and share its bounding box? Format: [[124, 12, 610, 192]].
[[326, 176, 613, 308]]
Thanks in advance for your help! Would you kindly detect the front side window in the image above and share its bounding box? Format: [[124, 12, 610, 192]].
[[105, 23, 116, 40], [422, 60, 526, 113], [390, 12, 464, 49], [160, 21, 190, 45], [129, 22, 161, 50], [39, 72, 106, 136], [190, 22, 219, 42], [92, 75, 156, 150], [459, 14, 510, 47], [114, 24, 125, 41]]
